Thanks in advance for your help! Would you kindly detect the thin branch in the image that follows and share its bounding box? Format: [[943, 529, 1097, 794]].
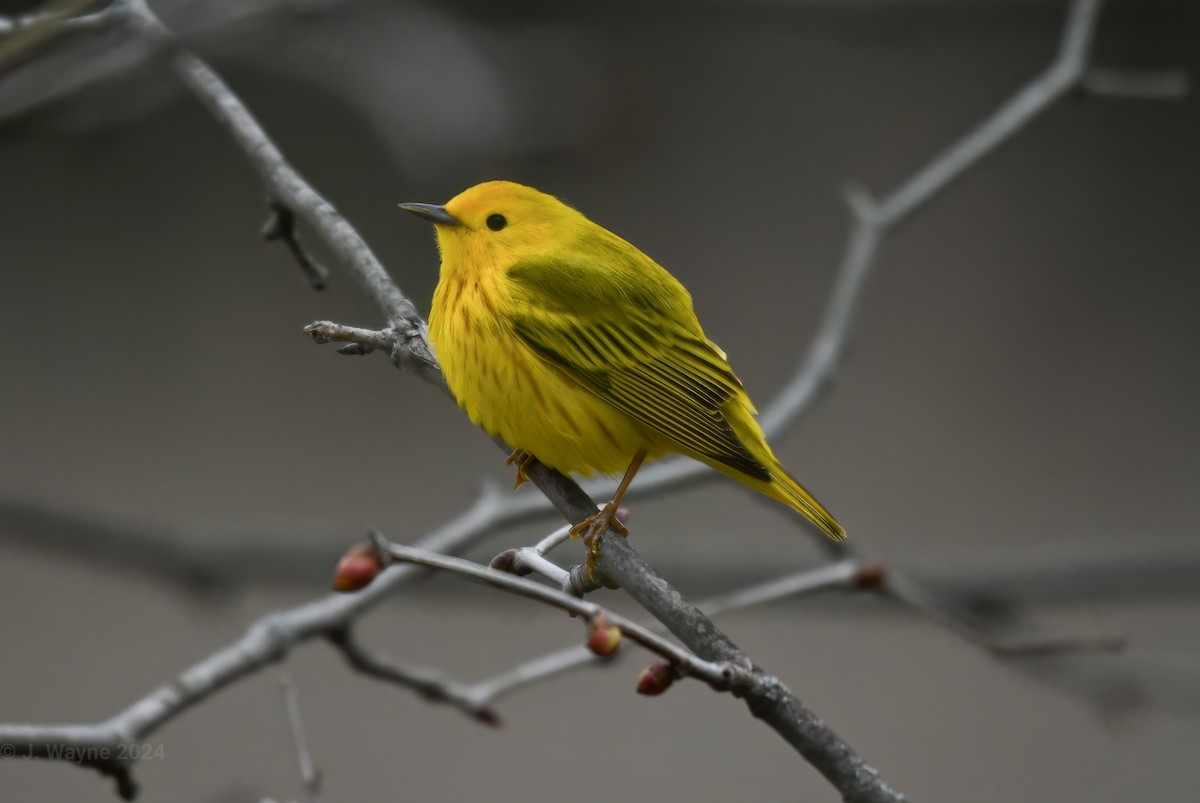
[[467, 553, 1131, 711], [533, 524, 574, 556], [304, 321, 400, 358], [0, 496, 339, 594], [263, 202, 328, 290], [327, 628, 500, 726], [508, 548, 574, 589], [5, 492, 1200, 609], [879, 570, 1126, 659], [5, 494, 1199, 606], [0, 488, 510, 799], [469, 556, 1129, 708], [699, 560, 863, 618], [494, 524, 606, 597], [502, 462, 915, 803], [121, 0, 442, 384], [279, 675, 322, 803], [467, 560, 864, 706], [372, 534, 739, 690]]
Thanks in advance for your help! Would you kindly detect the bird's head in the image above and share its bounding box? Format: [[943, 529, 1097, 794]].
[[399, 181, 584, 269]]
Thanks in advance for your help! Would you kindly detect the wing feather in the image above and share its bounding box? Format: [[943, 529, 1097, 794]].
[[507, 251, 769, 481]]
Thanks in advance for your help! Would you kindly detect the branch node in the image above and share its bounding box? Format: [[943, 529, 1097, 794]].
[[262, 202, 329, 291], [365, 529, 391, 564], [570, 562, 616, 593], [385, 320, 441, 376], [841, 184, 879, 223]]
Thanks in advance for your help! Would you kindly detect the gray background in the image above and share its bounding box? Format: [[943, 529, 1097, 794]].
[[2, 1, 1198, 801]]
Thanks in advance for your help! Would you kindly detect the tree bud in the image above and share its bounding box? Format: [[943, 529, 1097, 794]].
[[587, 615, 622, 657], [636, 662, 676, 696], [332, 544, 383, 592]]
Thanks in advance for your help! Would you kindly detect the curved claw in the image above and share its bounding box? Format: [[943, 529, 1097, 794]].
[[570, 501, 629, 576], [569, 507, 628, 539], [506, 448, 534, 490]]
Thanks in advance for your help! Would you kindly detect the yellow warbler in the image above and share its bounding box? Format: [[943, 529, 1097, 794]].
[[400, 181, 845, 555]]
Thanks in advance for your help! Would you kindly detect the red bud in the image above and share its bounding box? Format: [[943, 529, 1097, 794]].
[[636, 662, 676, 696], [489, 549, 519, 573], [853, 563, 886, 589], [587, 615, 622, 657], [333, 544, 383, 592]]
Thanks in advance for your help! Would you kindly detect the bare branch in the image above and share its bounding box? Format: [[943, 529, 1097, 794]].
[[372, 534, 741, 690], [0, 495, 337, 594], [879, 570, 1125, 659], [263, 202, 328, 291], [0, 489, 510, 799], [468, 560, 863, 706], [700, 560, 863, 617], [119, 0, 442, 384], [5, 493, 1198, 607], [327, 629, 500, 727], [468, 556, 1131, 709], [304, 321, 400, 359], [279, 675, 322, 803], [494, 524, 607, 597]]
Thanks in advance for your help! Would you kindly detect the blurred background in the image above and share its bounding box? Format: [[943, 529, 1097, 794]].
[[2, 0, 1198, 800]]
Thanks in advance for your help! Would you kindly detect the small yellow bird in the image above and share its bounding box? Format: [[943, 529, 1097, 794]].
[[400, 181, 845, 560]]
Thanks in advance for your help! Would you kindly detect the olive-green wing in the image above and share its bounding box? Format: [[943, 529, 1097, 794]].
[[506, 252, 770, 481]]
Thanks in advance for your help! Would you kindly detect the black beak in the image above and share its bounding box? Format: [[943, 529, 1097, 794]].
[[397, 202, 461, 226]]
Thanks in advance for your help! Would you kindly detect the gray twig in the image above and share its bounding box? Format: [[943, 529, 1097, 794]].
[[372, 534, 741, 690], [879, 570, 1126, 659], [0, 489, 510, 799], [327, 628, 501, 726], [122, 0, 442, 387], [0, 496, 338, 594], [4, 494, 1199, 604], [466, 559, 864, 706], [279, 675, 322, 803], [263, 202, 329, 290]]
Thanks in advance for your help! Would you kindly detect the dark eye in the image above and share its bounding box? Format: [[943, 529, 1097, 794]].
[[486, 213, 507, 231]]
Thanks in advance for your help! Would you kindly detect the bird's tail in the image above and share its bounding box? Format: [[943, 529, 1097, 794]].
[[764, 465, 846, 541]]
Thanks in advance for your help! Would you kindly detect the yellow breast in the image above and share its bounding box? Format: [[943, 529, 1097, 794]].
[[428, 270, 663, 476]]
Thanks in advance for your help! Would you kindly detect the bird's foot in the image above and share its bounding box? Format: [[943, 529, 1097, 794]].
[[569, 501, 629, 576], [505, 448, 534, 490]]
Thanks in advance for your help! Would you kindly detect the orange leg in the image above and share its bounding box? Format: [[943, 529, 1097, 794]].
[[570, 449, 648, 573], [505, 448, 534, 490]]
